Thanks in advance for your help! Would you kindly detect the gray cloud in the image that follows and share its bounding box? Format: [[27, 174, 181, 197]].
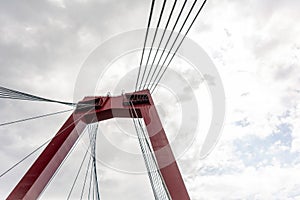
[[1, 0, 300, 199]]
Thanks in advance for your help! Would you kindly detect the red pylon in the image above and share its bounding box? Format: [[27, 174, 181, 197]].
[[7, 90, 190, 200]]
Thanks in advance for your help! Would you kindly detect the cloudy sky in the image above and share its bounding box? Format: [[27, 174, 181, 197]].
[[0, 0, 300, 199]]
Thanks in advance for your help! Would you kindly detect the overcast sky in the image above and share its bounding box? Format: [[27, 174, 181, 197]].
[[0, 0, 300, 199]]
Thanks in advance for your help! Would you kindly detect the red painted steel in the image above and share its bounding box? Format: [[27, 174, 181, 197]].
[[7, 89, 190, 200]]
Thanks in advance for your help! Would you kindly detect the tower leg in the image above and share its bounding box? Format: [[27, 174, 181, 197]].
[[7, 113, 87, 200], [141, 106, 190, 200]]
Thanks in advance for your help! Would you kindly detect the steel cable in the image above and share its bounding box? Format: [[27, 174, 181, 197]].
[[0, 106, 94, 179], [90, 123, 101, 200], [129, 106, 159, 199], [129, 101, 170, 199], [67, 130, 94, 200], [0, 109, 73, 127], [149, 0, 200, 92], [138, 0, 168, 90], [145, 0, 189, 90], [151, 0, 208, 92], [80, 154, 92, 200], [39, 127, 89, 198], [0, 86, 76, 106], [142, 0, 178, 90], [135, 0, 156, 91]]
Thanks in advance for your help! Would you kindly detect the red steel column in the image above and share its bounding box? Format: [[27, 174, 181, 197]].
[[7, 113, 87, 200], [141, 95, 190, 200]]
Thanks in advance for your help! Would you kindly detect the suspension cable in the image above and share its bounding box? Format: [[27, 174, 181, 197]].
[[149, 0, 200, 92], [67, 128, 94, 200], [39, 126, 89, 198], [0, 106, 94, 179], [142, 0, 178, 90], [90, 124, 101, 200], [80, 153, 92, 200], [129, 103, 160, 197], [136, 119, 161, 199], [145, 0, 188, 90], [129, 101, 170, 199], [0, 86, 76, 106], [0, 108, 73, 127], [129, 107, 159, 200], [138, 0, 168, 91], [137, 117, 170, 200], [87, 158, 94, 199], [135, 0, 156, 91], [151, 0, 208, 93], [0, 140, 49, 179], [136, 118, 168, 199]]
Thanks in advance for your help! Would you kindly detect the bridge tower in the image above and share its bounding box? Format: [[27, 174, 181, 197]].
[[7, 89, 190, 200]]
